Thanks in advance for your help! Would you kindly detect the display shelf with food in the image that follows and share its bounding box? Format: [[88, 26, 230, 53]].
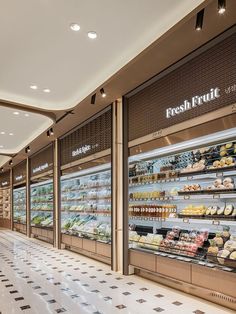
[[30, 180, 53, 226], [13, 186, 27, 234], [129, 139, 236, 272], [61, 164, 111, 264]]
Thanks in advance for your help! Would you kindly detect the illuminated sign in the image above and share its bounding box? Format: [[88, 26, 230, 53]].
[[33, 162, 49, 174], [166, 87, 220, 119]]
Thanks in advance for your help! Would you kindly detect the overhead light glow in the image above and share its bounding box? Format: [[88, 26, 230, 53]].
[[43, 88, 51, 93], [70, 23, 81, 31], [100, 88, 106, 98], [88, 31, 97, 39], [9, 133, 14, 136], [0, 132, 5, 135], [13, 111, 19, 115], [30, 85, 38, 90], [218, 0, 226, 14], [195, 9, 204, 31], [24, 113, 29, 117], [0, 146, 3, 149]]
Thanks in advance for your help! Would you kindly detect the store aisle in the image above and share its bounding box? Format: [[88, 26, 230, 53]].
[[0, 230, 234, 314]]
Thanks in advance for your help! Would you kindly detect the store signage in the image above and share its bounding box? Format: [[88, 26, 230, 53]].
[[32, 162, 49, 174], [72, 145, 91, 157], [166, 87, 220, 119], [15, 175, 23, 182], [2, 181, 8, 187]]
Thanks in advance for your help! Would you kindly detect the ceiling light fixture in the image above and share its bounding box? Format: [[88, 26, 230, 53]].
[[30, 85, 38, 90], [13, 111, 19, 115], [218, 0, 226, 14], [9, 133, 14, 136], [0, 132, 5, 135], [91, 93, 96, 105], [70, 23, 81, 31], [43, 88, 51, 93], [0, 167, 3, 172], [195, 9, 204, 31], [9, 160, 13, 166], [100, 88, 106, 98], [0, 146, 3, 149], [24, 113, 29, 117], [47, 128, 54, 137], [88, 31, 97, 39], [25, 146, 30, 154]]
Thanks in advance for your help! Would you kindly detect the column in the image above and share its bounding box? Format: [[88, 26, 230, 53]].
[[26, 157, 31, 237], [53, 139, 61, 249]]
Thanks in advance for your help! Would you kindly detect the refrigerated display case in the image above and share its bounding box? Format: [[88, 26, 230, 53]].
[[13, 186, 26, 234], [129, 134, 236, 269], [127, 129, 236, 310], [61, 163, 111, 264], [30, 180, 54, 243]]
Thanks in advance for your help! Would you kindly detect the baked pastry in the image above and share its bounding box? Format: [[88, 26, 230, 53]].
[[217, 249, 230, 265], [223, 177, 234, 185], [224, 240, 236, 252], [214, 178, 222, 187], [231, 209, 236, 217], [211, 206, 219, 215], [217, 206, 225, 215], [213, 234, 224, 247], [224, 205, 234, 216], [224, 183, 235, 189], [206, 207, 211, 215], [229, 251, 236, 260]]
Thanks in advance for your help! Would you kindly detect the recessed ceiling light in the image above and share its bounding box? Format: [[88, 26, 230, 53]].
[[24, 113, 29, 117], [88, 31, 97, 39], [13, 111, 19, 115], [9, 133, 14, 136], [43, 88, 51, 93], [30, 85, 38, 90], [70, 23, 80, 31], [0, 145, 3, 148], [0, 132, 5, 135]]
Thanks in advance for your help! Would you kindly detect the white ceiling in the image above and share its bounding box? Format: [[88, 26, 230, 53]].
[[0, 156, 11, 168], [0, 106, 52, 156], [0, 0, 204, 111]]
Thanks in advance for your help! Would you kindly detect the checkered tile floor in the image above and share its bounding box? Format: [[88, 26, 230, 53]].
[[0, 230, 234, 314]]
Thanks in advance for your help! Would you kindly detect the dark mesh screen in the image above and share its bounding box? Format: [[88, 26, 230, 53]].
[[60, 109, 112, 166], [127, 32, 236, 141]]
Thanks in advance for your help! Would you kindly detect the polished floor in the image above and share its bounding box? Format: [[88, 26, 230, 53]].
[[0, 230, 234, 314]]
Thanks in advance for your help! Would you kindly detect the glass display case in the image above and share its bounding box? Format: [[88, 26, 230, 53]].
[[61, 163, 112, 263], [30, 180, 53, 229], [129, 138, 236, 270], [61, 165, 111, 242], [13, 186, 26, 227]]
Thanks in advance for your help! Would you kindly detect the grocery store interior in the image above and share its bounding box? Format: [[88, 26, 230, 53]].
[[0, 1, 236, 314]]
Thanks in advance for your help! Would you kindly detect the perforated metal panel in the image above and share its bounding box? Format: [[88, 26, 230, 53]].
[[13, 161, 26, 185], [30, 144, 53, 177], [60, 109, 112, 166], [127, 31, 236, 142], [0, 170, 10, 188]]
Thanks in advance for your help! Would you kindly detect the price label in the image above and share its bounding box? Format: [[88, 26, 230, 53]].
[[152, 129, 163, 139], [183, 218, 189, 223], [213, 194, 220, 199], [216, 172, 223, 178], [212, 220, 220, 225], [187, 176, 193, 180]]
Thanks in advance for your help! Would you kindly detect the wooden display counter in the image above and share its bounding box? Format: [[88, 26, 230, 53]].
[[14, 222, 27, 234], [31, 226, 53, 244], [0, 218, 11, 229], [129, 249, 236, 311], [61, 234, 111, 265]]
